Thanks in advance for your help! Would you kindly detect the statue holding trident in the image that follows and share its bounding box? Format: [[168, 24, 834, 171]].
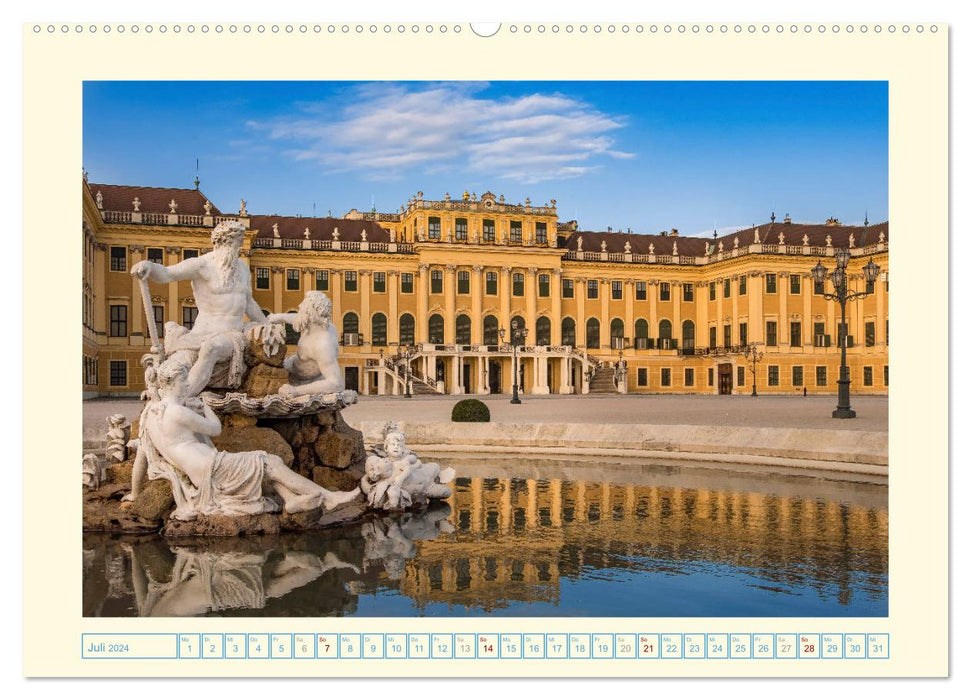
[[131, 220, 278, 396]]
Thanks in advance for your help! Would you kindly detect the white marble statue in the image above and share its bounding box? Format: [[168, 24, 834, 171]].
[[83, 454, 103, 490], [127, 358, 358, 518], [105, 414, 130, 463], [267, 291, 344, 397], [361, 424, 455, 511], [130, 221, 275, 396]]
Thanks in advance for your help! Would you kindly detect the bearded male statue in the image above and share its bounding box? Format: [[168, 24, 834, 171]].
[[131, 221, 275, 397]]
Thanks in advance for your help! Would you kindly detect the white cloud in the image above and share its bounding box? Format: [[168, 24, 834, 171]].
[[249, 83, 634, 184]]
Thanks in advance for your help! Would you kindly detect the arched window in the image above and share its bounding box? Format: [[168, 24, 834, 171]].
[[342, 312, 359, 345], [610, 318, 625, 349], [428, 314, 445, 344], [634, 318, 649, 349], [483, 315, 499, 345], [371, 313, 387, 346], [682, 319, 695, 350], [659, 319, 672, 339], [399, 313, 415, 346], [536, 316, 551, 346], [511, 315, 526, 345], [456, 314, 471, 345], [561, 317, 576, 346], [586, 318, 601, 349]]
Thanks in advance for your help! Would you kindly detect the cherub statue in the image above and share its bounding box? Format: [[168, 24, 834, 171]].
[[361, 424, 455, 511], [266, 291, 344, 397]]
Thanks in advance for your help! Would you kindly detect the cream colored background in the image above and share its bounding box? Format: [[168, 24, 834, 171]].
[[22, 23, 948, 677]]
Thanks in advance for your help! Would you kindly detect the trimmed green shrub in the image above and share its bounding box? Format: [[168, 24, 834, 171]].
[[451, 398, 491, 423]]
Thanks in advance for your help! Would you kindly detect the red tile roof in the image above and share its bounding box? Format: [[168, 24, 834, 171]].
[[250, 215, 391, 243], [563, 220, 889, 256], [88, 183, 223, 216]]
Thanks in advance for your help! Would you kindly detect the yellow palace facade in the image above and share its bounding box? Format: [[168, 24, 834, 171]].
[[81, 179, 889, 398]]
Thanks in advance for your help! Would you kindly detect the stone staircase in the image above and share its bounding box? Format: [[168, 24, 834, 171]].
[[588, 366, 619, 394]]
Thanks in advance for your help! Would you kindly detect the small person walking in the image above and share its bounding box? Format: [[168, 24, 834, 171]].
[[803, 387, 808, 397]]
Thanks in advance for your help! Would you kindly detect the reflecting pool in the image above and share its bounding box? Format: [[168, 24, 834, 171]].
[[83, 456, 888, 617]]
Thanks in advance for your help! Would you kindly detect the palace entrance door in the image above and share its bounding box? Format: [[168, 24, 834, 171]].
[[718, 363, 733, 395], [488, 360, 501, 393]]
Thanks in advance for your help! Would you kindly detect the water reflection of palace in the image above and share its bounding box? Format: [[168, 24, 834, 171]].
[[83, 469, 888, 617]]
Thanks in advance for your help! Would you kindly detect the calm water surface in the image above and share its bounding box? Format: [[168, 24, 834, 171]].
[[83, 457, 888, 617]]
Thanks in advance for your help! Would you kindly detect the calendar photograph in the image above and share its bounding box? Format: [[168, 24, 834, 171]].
[[79, 78, 889, 619]]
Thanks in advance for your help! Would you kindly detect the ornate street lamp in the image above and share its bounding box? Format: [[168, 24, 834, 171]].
[[500, 323, 529, 404], [811, 251, 881, 418], [743, 342, 765, 397]]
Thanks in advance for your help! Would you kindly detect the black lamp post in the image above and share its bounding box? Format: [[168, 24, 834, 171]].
[[743, 343, 764, 397], [500, 323, 529, 404], [811, 251, 881, 418]]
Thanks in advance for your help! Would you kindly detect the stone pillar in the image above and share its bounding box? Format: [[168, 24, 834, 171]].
[[444, 265, 457, 343], [302, 267, 314, 295], [359, 270, 371, 347], [672, 280, 682, 349], [877, 271, 886, 345], [500, 266, 512, 332], [129, 245, 145, 342], [802, 277, 812, 346], [559, 356, 573, 394], [778, 273, 789, 348], [471, 265, 484, 344], [330, 268, 343, 331], [749, 273, 764, 343], [93, 243, 108, 335], [525, 267, 538, 335], [271, 267, 284, 313], [551, 269, 563, 344], [388, 271, 399, 345], [477, 355, 489, 395], [715, 277, 725, 346], [599, 278, 609, 348], [853, 276, 865, 343], [450, 354, 462, 394], [165, 247, 181, 323], [533, 354, 549, 394], [624, 280, 634, 347], [417, 264, 429, 343], [575, 278, 586, 347], [648, 279, 658, 339]]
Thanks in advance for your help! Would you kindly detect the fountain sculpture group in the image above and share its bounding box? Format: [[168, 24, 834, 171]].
[[83, 221, 454, 537]]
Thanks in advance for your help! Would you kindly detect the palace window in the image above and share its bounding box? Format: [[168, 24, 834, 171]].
[[371, 313, 387, 346], [816, 366, 828, 386], [456, 315, 471, 345], [865, 321, 876, 347], [660, 283, 671, 301], [562, 278, 574, 298], [110, 246, 127, 272], [428, 217, 441, 240], [814, 322, 828, 347], [708, 368, 715, 386], [737, 366, 745, 386], [709, 283, 716, 301], [724, 278, 731, 298], [286, 269, 300, 290], [84, 356, 98, 386], [765, 273, 777, 294], [586, 318, 600, 348], [561, 318, 576, 346], [342, 312, 359, 344], [455, 218, 468, 241], [109, 360, 127, 387], [884, 365, 889, 386], [709, 326, 717, 348], [792, 366, 804, 386], [636, 281, 647, 300], [256, 267, 270, 289], [684, 368, 695, 387], [153, 306, 164, 340], [536, 316, 551, 346], [483, 219, 496, 242], [739, 275, 747, 295], [682, 320, 695, 350], [399, 314, 415, 345], [484, 315, 500, 345], [866, 279, 875, 294], [431, 270, 443, 294], [457, 270, 470, 295], [739, 322, 748, 347], [610, 318, 625, 349], [510, 221, 523, 243], [512, 273, 525, 297], [724, 324, 732, 347], [637, 368, 648, 386], [538, 274, 550, 297], [315, 270, 329, 291], [612, 281, 623, 300], [183, 249, 198, 260], [790, 321, 802, 347], [485, 271, 498, 295], [661, 368, 671, 387], [428, 314, 445, 344], [345, 271, 358, 292], [373, 272, 386, 294], [182, 306, 198, 330], [147, 248, 164, 265], [536, 222, 548, 245], [401, 272, 414, 294], [683, 283, 694, 302], [766, 321, 778, 346], [587, 280, 599, 299], [768, 366, 780, 386], [511, 315, 527, 344], [790, 274, 801, 294], [109, 305, 127, 337], [864, 366, 874, 386]]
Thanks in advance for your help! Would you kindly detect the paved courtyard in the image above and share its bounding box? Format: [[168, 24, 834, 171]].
[[83, 393, 888, 435]]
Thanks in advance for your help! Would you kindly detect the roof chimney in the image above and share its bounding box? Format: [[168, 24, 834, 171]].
[[670, 228, 679, 237]]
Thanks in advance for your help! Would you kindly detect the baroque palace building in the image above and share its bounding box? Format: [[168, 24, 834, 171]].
[[81, 178, 889, 399]]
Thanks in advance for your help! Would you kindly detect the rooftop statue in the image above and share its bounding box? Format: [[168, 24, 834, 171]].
[[131, 221, 275, 396], [267, 292, 344, 397]]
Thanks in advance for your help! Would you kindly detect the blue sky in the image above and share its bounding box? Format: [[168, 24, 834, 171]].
[[83, 81, 887, 236]]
